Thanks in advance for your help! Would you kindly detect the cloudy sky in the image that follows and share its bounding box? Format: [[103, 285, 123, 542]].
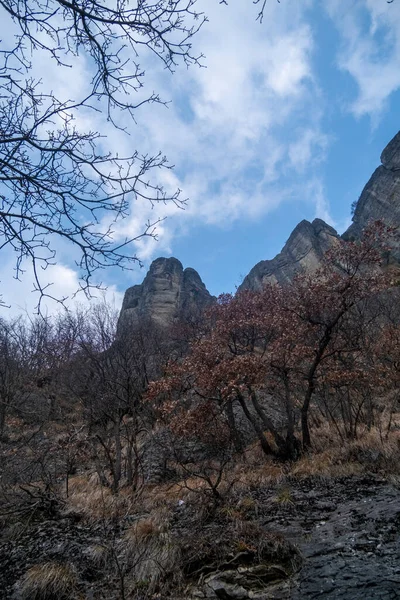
[[1, 0, 400, 315]]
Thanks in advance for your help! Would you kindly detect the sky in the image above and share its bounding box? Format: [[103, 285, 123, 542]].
[[1, 0, 400, 316]]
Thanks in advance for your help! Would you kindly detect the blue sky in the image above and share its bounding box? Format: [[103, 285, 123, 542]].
[[1, 0, 400, 314]]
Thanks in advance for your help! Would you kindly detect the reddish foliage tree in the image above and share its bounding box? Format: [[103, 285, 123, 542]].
[[148, 222, 394, 458]]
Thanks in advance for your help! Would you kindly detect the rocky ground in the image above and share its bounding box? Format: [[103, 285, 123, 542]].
[[268, 476, 400, 599], [1, 474, 400, 599]]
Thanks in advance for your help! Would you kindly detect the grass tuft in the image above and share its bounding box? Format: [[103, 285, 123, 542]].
[[17, 561, 77, 600]]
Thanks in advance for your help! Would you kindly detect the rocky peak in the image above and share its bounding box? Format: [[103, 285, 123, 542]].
[[343, 131, 400, 261], [118, 131, 400, 329], [381, 130, 400, 170], [239, 218, 339, 292], [118, 257, 214, 331], [240, 131, 400, 293]]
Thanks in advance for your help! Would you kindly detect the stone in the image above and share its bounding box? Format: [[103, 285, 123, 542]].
[[240, 131, 400, 293], [238, 219, 339, 292], [381, 130, 400, 170], [196, 565, 293, 600], [117, 257, 215, 331], [343, 131, 400, 262]]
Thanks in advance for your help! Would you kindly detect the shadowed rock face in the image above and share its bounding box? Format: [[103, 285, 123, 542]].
[[118, 131, 400, 328], [343, 130, 400, 262], [240, 131, 400, 292], [238, 218, 340, 292], [118, 257, 214, 330]]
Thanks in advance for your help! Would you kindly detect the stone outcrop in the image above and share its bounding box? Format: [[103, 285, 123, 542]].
[[118, 131, 400, 329], [343, 130, 400, 262], [239, 218, 340, 292], [118, 257, 214, 331], [239, 131, 400, 293]]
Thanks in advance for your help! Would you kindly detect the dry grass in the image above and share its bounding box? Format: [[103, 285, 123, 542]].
[[274, 486, 295, 505], [291, 426, 400, 479], [142, 471, 231, 509], [124, 512, 181, 596], [65, 470, 219, 523], [64, 473, 133, 520], [135, 517, 160, 540], [237, 495, 258, 514], [17, 561, 78, 600], [124, 512, 169, 549], [229, 443, 286, 490], [63, 422, 400, 524], [85, 543, 111, 568], [290, 450, 363, 478]]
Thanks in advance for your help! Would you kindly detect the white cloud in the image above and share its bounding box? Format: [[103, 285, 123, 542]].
[[0, 0, 352, 313], [326, 0, 400, 117], [0, 258, 124, 318], [288, 129, 329, 173], [309, 179, 333, 226], [107, 1, 325, 255]]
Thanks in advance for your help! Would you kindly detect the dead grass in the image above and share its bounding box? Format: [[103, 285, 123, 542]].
[[274, 486, 295, 505], [124, 511, 170, 548], [17, 561, 78, 600], [291, 426, 400, 479], [63, 422, 400, 523], [290, 450, 364, 478], [64, 473, 133, 520], [229, 443, 286, 490], [85, 543, 111, 568], [124, 512, 181, 596]]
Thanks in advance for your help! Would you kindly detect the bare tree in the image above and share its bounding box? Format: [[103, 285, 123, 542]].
[[0, 318, 24, 435], [0, 0, 208, 309], [66, 302, 170, 492]]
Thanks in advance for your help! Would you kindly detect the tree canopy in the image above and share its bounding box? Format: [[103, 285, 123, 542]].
[[148, 221, 395, 458]]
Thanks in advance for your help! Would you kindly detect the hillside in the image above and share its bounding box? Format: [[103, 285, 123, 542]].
[[1, 132, 400, 600]]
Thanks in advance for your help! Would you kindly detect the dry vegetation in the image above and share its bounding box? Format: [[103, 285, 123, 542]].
[[2, 233, 400, 598], [2, 403, 400, 599], [17, 562, 78, 600]]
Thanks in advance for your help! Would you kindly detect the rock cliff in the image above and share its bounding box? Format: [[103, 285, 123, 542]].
[[239, 218, 340, 292], [117, 257, 214, 331], [118, 131, 400, 326], [240, 131, 400, 292], [343, 130, 400, 262]]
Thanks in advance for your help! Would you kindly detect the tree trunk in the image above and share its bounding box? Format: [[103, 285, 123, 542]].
[[236, 392, 273, 456], [283, 377, 300, 460], [112, 419, 122, 494], [126, 437, 134, 486], [0, 397, 6, 436], [225, 400, 245, 454], [301, 391, 312, 450], [247, 387, 287, 453]]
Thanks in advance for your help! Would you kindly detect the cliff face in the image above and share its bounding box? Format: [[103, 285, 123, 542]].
[[342, 131, 400, 262], [239, 218, 340, 292], [118, 131, 400, 328], [117, 257, 215, 331], [240, 131, 400, 292]]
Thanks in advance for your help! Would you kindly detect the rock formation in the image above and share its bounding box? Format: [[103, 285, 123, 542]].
[[118, 257, 214, 331], [240, 131, 400, 292], [239, 218, 340, 292], [343, 130, 400, 262], [118, 131, 400, 327]]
